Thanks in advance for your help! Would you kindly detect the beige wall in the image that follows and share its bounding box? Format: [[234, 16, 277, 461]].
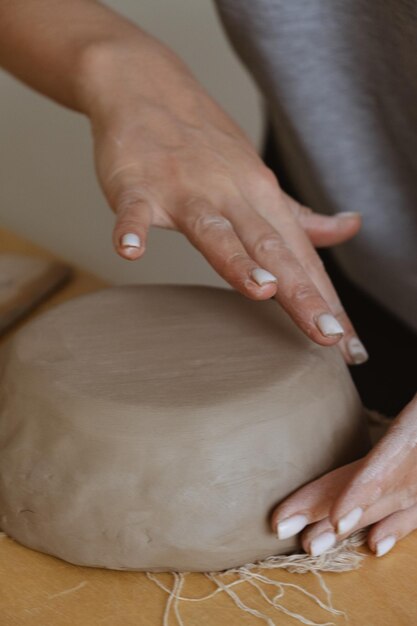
[[0, 0, 263, 285]]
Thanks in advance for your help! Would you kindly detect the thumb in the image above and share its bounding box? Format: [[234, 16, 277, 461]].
[[111, 189, 154, 261]]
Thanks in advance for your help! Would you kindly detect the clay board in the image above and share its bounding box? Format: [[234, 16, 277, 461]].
[[0, 254, 72, 335]]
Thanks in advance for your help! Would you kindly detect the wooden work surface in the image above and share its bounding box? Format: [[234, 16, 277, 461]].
[[0, 227, 416, 626]]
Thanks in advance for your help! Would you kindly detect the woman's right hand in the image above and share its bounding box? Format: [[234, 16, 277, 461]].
[[82, 33, 367, 364]]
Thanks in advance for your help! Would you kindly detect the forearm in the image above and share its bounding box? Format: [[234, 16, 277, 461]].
[[0, 0, 191, 115]]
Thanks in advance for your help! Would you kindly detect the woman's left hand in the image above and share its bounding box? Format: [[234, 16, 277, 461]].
[[271, 394, 417, 557]]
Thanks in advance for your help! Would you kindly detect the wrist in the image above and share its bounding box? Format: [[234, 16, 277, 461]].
[[76, 32, 199, 124]]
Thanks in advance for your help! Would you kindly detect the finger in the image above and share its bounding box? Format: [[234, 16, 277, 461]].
[[368, 503, 417, 557], [175, 198, 278, 300], [101, 160, 156, 261], [229, 203, 349, 346], [301, 495, 417, 557], [291, 206, 362, 248], [271, 461, 361, 539], [301, 494, 417, 556], [300, 493, 405, 557], [331, 484, 417, 540], [300, 518, 338, 556], [103, 163, 157, 261], [330, 401, 417, 535], [239, 170, 367, 361], [257, 194, 367, 364], [302, 249, 368, 365], [112, 190, 154, 260], [302, 495, 396, 556]]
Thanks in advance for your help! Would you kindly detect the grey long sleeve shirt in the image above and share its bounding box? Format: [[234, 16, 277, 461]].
[[214, 0, 417, 331]]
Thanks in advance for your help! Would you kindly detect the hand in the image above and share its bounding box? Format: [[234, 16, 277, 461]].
[[272, 394, 417, 557], [0, 1, 365, 361], [83, 37, 367, 364]]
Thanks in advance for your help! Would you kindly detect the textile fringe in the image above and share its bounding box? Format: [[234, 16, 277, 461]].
[[147, 529, 367, 626]]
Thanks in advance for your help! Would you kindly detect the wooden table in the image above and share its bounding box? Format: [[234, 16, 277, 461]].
[[0, 228, 416, 626]]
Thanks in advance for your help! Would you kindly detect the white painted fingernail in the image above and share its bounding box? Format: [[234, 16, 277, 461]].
[[375, 535, 396, 557], [337, 507, 363, 535], [310, 531, 337, 557], [121, 233, 141, 248], [251, 268, 277, 286], [348, 337, 369, 365], [316, 313, 344, 337], [276, 514, 308, 540]]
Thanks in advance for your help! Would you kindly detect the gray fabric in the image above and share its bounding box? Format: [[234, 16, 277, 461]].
[[214, 0, 417, 331]]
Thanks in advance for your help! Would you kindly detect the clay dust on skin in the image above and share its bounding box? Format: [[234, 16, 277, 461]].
[[331, 405, 417, 535], [356, 416, 417, 487], [336, 416, 417, 536], [189, 215, 279, 288], [193, 215, 234, 230]]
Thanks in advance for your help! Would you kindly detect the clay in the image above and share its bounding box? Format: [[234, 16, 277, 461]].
[[0, 286, 368, 572]]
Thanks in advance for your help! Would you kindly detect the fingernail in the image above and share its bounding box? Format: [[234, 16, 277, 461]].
[[337, 507, 363, 535], [310, 531, 337, 557], [276, 514, 308, 540], [316, 313, 344, 338], [121, 233, 141, 248], [348, 337, 369, 365], [375, 535, 396, 557], [337, 211, 361, 219], [251, 268, 277, 286]]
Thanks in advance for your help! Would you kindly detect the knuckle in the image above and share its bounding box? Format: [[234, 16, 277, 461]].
[[259, 166, 279, 188], [222, 251, 248, 273], [253, 232, 283, 256], [187, 211, 233, 238], [249, 166, 280, 197], [116, 189, 149, 214], [291, 282, 319, 306], [293, 202, 313, 220], [115, 218, 141, 234], [399, 488, 417, 511]]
